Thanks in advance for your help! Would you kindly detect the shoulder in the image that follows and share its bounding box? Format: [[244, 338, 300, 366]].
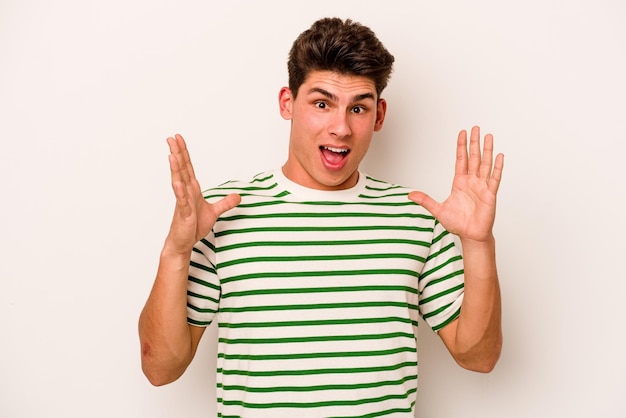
[[360, 174, 416, 202], [201, 171, 283, 202], [356, 174, 436, 220]]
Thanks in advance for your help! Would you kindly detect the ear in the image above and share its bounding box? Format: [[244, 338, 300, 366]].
[[374, 98, 387, 132], [278, 87, 293, 120]]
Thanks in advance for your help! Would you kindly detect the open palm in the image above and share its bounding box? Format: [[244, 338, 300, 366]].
[[165, 134, 241, 255], [409, 127, 504, 243]]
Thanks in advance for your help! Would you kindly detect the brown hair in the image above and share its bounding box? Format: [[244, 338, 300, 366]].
[[287, 17, 395, 98]]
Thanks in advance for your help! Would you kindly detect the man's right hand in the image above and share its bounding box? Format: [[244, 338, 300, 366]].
[[139, 134, 241, 386], [164, 134, 241, 256]]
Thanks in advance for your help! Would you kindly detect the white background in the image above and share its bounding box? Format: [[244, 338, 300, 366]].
[[1, 1, 625, 417]]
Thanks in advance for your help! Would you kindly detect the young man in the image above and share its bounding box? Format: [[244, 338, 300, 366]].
[[139, 17, 503, 417]]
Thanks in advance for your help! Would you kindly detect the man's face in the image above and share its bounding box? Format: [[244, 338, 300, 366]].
[[279, 70, 386, 190]]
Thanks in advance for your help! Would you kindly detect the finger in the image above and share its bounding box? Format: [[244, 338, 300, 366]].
[[479, 133, 494, 180], [168, 153, 194, 218], [408, 191, 441, 218], [212, 193, 242, 218], [167, 137, 189, 189], [488, 153, 504, 194], [168, 136, 201, 220], [167, 135, 188, 186], [170, 135, 192, 187], [166, 136, 180, 172], [467, 126, 482, 176], [174, 134, 198, 182], [167, 141, 183, 192], [455, 129, 468, 176]]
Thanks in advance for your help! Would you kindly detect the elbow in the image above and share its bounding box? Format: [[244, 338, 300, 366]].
[[140, 342, 185, 386], [143, 366, 178, 387], [141, 356, 184, 387], [462, 355, 500, 373], [143, 368, 166, 387], [455, 338, 502, 373]]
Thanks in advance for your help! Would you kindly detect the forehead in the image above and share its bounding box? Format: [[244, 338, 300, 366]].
[[299, 70, 377, 100]]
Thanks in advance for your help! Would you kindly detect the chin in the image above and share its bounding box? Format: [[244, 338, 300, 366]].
[[317, 173, 356, 190]]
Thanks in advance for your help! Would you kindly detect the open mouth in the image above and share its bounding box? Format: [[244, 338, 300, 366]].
[[320, 145, 350, 166]]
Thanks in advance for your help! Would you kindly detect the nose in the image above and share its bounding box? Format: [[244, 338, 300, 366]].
[[328, 111, 352, 138]]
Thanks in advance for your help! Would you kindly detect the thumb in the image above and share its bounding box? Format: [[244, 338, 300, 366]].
[[408, 191, 441, 217], [212, 193, 242, 217]]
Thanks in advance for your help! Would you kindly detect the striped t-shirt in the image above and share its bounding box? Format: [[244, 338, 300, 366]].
[[187, 169, 465, 417]]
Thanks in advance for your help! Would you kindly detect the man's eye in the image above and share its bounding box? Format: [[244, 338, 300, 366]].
[[315, 102, 327, 109], [352, 106, 365, 114]]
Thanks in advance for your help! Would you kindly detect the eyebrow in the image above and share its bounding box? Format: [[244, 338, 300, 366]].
[[307, 87, 376, 103]]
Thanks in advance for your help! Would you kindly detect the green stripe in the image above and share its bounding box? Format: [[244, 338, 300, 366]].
[[220, 212, 433, 221], [190, 259, 215, 273], [204, 182, 278, 196], [214, 173, 273, 187], [221, 269, 419, 285], [432, 306, 461, 332], [217, 238, 430, 252], [218, 331, 415, 345], [220, 388, 417, 409], [362, 184, 403, 191], [222, 285, 418, 299], [359, 193, 412, 199], [296, 200, 415, 207], [187, 303, 217, 313], [188, 317, 211, 326], [421, 255, 463, 280], [203, 192, 422, 208], [218, 252, 426, 269], [219, 360, 417, 376], [431, 229, 450, 245], [186, 290, 218, 302], [215, 224, 432, 237], [422, 269, 464, 289], [421, 302, 452, 320], [364, 182, 404, 191], [425, 242, 456, 262], [186, 302, 216, 314], [420, 283, 464, 305], [335, 404, 416, 418], [188, 275, 219, 291], [232, 200, 419, 209], [217, 346, 416, 361], [195, 239, 215, 253], [249, 173, 274, 183], [220, 374, 417, 393], [218, 316, 412, 329], [218, 300, 418, 313]]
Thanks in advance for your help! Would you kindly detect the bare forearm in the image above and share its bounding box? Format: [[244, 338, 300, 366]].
[[139, 249, 196, 385], [444, 236, 502, 372]]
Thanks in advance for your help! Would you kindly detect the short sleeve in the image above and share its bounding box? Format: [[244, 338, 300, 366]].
[[186, 232, 220, 327], [418, 220, 465, 332]]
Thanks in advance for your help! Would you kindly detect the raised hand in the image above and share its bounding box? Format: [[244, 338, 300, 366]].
[[408, 126, 504, 243], [164, 134, 241, 255]]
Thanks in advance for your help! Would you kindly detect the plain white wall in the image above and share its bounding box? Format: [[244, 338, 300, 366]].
[[1, 1, 625, 417]]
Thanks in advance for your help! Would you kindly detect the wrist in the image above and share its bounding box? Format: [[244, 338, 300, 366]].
[[160, 242, 192, 268], [460, 235, 496, 253], [162, 230, 195, 256]]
